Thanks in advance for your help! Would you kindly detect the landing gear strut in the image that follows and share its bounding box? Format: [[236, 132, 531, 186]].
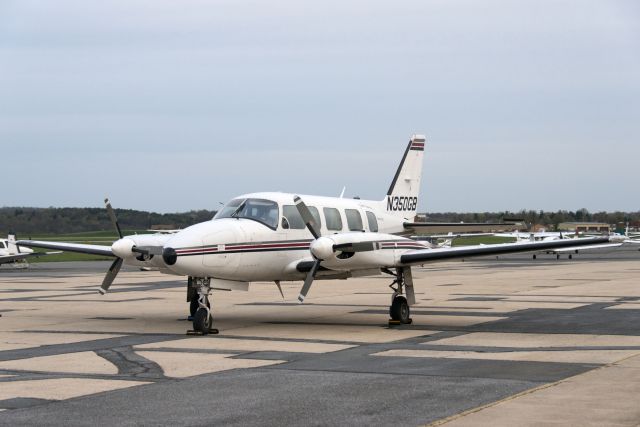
[[384, 267, 415, 325], [188, 277, 218, 335]]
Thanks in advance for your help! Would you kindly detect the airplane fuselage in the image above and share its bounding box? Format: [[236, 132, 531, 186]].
[[115, 192, 427, 284]]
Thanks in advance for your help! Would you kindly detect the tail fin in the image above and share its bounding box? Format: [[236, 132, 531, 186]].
[[7, 234, 20, 254], [384, 134, 425, 219]]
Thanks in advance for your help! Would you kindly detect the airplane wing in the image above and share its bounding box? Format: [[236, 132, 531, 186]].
[[550, 243, 622, 253], [16, 240, 114, 257], [400, 237, 616, 265], [412, 232, 495, 239], [405, 222, 521, 234]]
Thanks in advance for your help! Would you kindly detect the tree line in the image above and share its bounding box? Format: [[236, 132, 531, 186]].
[[1, 207, 638, 235], [0, 207, 217, 235]]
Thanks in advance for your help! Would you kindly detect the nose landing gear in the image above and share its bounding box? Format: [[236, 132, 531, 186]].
[[187, 277, 218, 335], [384, 267, 415, 325]]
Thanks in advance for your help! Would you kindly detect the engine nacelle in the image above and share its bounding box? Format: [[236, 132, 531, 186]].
[[314, 232, 427, 271]]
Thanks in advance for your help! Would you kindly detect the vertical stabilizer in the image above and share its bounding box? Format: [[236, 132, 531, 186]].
[[7, 234, 20, 255], [384, 134, 425, 219]]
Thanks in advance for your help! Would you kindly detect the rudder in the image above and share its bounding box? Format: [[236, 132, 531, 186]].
[[384, 134, 425, 219]]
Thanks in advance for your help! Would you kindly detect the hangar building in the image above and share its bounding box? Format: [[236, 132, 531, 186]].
[[558, 222, 610, 233]]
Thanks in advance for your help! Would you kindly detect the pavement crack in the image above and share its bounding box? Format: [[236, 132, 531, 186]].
[[96, 347, 165, 379]]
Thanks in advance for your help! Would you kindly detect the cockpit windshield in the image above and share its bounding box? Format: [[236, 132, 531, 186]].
[[214, 198, 279, 230]]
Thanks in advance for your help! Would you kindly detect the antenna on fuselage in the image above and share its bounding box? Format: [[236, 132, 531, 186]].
[[339, 187, 346, 198]]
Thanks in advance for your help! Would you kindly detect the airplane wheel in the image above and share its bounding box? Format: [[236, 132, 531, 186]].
[[190, 298, 210, 317], [532, 254, 536, 259], [189, 299, 198, 317], [390, 296, 410, 324], [193, 308, 212, 334], [568, 254, 573, 260]]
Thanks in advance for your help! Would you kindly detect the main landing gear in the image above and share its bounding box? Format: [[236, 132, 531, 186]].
[[383, 267, 415, 325], [186, 277, 218, 335]]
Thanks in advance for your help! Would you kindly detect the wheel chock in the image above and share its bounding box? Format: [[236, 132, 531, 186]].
[[388, 318, 412, 326], [186, 328, 219, 335]]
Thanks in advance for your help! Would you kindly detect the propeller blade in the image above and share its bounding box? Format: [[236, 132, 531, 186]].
[[333, 241, 378, 253], [293, 196, 321, 239], [99, 257, 123, 294], [298, 259, 321, 303], [132, 246, 164, 256], [105, 198, 123, 239]]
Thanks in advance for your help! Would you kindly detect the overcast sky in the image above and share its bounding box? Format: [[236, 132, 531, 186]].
[[1, 0, 638, 213]]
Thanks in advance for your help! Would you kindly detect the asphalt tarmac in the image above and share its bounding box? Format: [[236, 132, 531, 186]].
[[0, 245, 639, 426]]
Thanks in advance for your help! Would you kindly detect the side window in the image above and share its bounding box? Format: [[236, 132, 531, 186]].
[[323, 207, 343, 231], [345, 209, 363, 231], [0, 241, 5, 249], [282, 205, 306, 229], [366, 211, 379, 232], [282, 205, 322, 230]]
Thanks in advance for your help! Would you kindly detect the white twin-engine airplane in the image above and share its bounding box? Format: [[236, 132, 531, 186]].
[[18, 135, 620, 334]]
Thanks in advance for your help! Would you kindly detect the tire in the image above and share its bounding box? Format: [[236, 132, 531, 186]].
[[193, 307, 212, 334], [189, 298, 199, 317], [390, 296, 410, 324], [190, 297, 210, 317]]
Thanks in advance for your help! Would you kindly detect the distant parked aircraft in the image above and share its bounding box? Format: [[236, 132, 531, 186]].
[[0, 234, 60, 267]]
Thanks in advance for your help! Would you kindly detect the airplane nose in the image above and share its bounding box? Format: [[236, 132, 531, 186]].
[[162, 247, 177, 265]]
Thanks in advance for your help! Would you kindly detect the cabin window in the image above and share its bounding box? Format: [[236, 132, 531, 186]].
[[281, 205, 322, 231], [345, 209, 363, 231], [215, 198, 279, 230], [0, 242, 5, 249], [282, 205, 305, 229], [366, 211, 379, 232], [323, 207, 343, 231]]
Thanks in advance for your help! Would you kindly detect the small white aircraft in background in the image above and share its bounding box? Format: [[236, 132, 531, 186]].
[[494, 230, 571, 241], [620, 225, 640, 245], [18, 135, 621, 334], [0, 234, 60, 268]]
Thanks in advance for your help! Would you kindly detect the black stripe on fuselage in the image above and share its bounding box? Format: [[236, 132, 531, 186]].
[[177, 246, 312, 257]]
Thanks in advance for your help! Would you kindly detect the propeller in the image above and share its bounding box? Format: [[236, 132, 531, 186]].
[[294, 196, 323, 303], [293, 195, 379, 303], [294, 194, 390, 302], [100, 198, 125, 294], [101, 198, 167, 293]]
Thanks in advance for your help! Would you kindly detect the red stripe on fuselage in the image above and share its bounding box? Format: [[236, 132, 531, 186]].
[[226, 242, 310, 250]]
